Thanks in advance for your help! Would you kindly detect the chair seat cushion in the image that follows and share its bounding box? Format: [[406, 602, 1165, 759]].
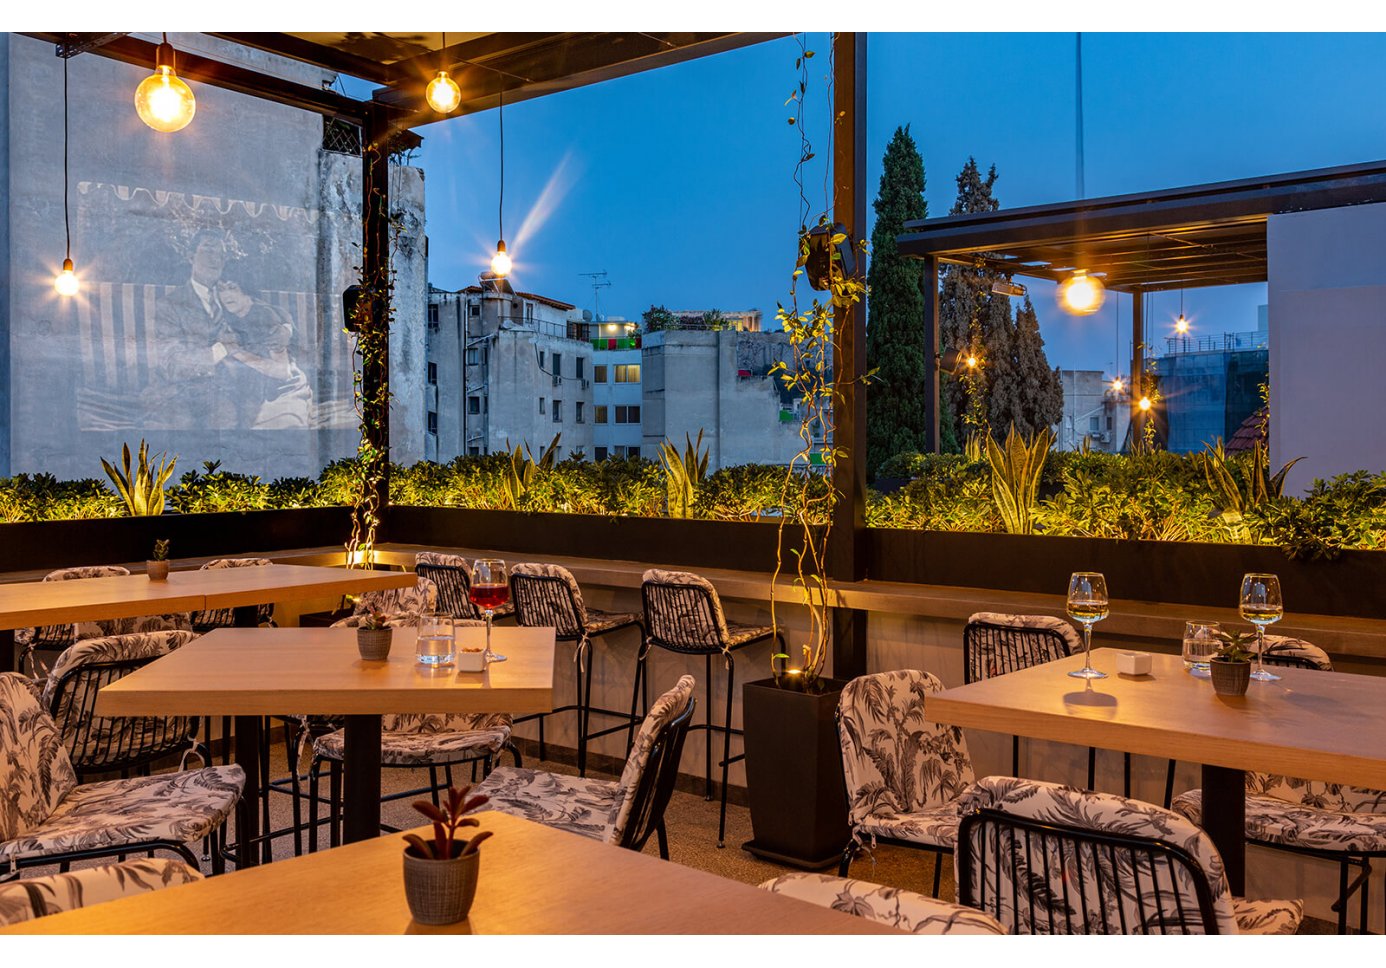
[[759, 872, 1005, 935], [725, 623, 777, 649], [472, 766, 618, 842], [583, 609, 641, 636], [0, 766, 244, 864], [854, 802, 961, 849], [1173, 789, 1386, 853], [0, 857, 202, 926], [1232, 896, 1304, 935], [312, 722, 510, 767]]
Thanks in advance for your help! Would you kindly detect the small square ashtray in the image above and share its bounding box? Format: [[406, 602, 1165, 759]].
[[455, 649, 488, 673], [1115, 651, 1153, 676]]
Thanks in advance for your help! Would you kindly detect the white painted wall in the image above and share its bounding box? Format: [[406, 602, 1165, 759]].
[[1268, 203, 1386, 493]]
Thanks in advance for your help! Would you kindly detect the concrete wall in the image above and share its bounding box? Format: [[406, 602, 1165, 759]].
[[1053, 369, 1128, 453], [591, 343, 643, 458], [0, 33, 425, 480], [1269, 203, 1386, 493]]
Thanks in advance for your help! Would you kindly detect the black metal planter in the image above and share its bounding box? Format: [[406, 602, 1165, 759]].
[[741, 676, 850, 870]]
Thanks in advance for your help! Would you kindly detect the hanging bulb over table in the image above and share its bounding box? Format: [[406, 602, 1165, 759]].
[[1057, 270, 1105, 315], [490, 240, 511, 277], [134, 34, 196, 132], [54, 258, 78, 296], [426, 34, 461, 114]]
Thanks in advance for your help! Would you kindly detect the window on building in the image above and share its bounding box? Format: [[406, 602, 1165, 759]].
[[594, 405, 608, 424], [428, 304, 440, 324], [552, 352, 563, 378], [553, 400, 563, 422], [593, 364, 608, 384], [1089, 415, 1101, 433], [576, 357, 586, 380], [627, 446, 641, 460], [468, 302, 480, 318], [468, 396, 481, 415], [427, 362, 437, 385], [539, 397, 545, 414], [615, 405, 642, 424], [576, 402, 585, 423], [465, 347, 480, 366], [594, 446, 608, 461], [468, 446, 480, 456], [525, 301, 535, 322], [614, 364, 641, 383], [427, 411, 438, 434], [539, 350, 546, 368]]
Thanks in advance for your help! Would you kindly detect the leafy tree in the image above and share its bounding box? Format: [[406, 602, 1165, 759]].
[[640, 304, 678, 333], [865, 125, 930, 477]]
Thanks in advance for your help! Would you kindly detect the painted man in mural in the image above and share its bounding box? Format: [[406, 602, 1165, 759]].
[[155, 230, 312, 429]]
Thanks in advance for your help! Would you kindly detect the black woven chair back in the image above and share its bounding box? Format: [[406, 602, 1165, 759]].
[[620, 695, 696, 852], [1260, 651, 1322, 671], [191, 560, 274, 631], [510, 572, 583, 639], [963, 620, 1074, 684], [414, 561, 480, 620], [642, 580, 724, 654], [957, 808, 1222, 934], [47, 655, 198, 778]]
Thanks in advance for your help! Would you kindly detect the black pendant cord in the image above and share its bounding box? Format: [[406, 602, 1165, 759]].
[[63, 52, 71, 262], [497, 85, 505, 243]]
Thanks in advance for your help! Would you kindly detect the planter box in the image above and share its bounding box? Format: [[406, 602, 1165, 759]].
[[741, 676, 850, 870]]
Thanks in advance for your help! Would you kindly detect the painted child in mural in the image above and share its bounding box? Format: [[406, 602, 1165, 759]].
[[216, 280, 313, 429]]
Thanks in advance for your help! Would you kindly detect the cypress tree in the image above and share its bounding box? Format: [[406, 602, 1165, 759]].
[[1011, 295, 1065, 436], [865, 126, 929, 477]]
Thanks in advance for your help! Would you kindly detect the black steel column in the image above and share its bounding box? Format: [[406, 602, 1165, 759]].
[[362, 105, 392, 514], [1201, 763, 1246, 895], [923, 254, 941, 455], [343, 714, 383, 843], [828, 32, 868, 680], [1130, 290, 1144, 441]]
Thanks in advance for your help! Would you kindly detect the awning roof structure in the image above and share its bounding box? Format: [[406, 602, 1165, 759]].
[[896, 159, 1386, 293]]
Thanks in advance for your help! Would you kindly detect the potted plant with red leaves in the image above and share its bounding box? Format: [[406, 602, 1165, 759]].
[[401, 785, 492, 925], [355, 608, 392, 661]]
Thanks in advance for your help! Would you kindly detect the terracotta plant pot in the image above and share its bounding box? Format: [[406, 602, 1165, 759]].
[[356, 627, 392, 661], [403, 848, 479, 925], [146, 560, 169, 581], [1210, 658, 1250, 697]]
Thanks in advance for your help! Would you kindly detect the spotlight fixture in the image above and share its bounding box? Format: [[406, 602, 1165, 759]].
[[54, 53, 78, 297], [426, 32, 462, 114], [1057, 270, 1105, 315], [134, 33, 196, 133], [938, 347, 981, 375], [990, 278, 1027, 298], [965, 354, 979, 369], [805, 222, 857, 291]]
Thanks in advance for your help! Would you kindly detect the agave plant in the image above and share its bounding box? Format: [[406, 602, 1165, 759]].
[[1199, 437, 1303, 538], [100, 440, 178, 516], [985, 425, 1053, 535], [658, 430, 709, 519], [500, 433, 561, 510]]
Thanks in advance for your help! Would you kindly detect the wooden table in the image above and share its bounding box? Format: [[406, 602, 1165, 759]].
[[927, 647, 1386, 894], [0, 811, 896, 935], [0, 564, 418, 671], [96, 626, 556, 868]]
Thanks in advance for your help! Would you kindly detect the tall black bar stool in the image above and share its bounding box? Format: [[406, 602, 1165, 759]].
[[637, 568, 783, 848], [414, 551, 515, 622], [510, 562, 642, 776]]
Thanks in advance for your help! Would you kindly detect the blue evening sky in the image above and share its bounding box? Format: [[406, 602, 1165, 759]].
[[405, 32, 1386, 377]]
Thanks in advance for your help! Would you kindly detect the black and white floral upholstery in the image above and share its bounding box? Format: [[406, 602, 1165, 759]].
[[475, 675, 696, 846], [838, 670, 976, 850], [641, 569, 774, 652], [958, 775, 1303, 935], [0, 673, 242, 870], [415, 551, 515, 620], [758, 873, 1005, 935], [0, 857, 202, 926], [339, 576, 438, 625], [312, 712, 513, 768], [966, 611, 1083, 661], [17, 566, 132, 676], [189, 558, 276, 630], [1260, 634, 1333, 672], [511, 562, 640, 638]]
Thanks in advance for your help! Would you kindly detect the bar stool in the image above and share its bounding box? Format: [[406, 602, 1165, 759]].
[[510, 562, 642, 776], [637, 568, 783, 848], [414, 551, 515, 621]]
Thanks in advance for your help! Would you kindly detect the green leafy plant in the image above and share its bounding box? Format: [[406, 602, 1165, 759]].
[[101, 440, 178, 516], [985, 425, 1053, 535], [500, 433, 561, 510], [1211, 628, 1256, 663], [403, 785, 492, 860], [151, 539, 170, 562], [356, 608, 390, 631], [659, 431, 709, 519]]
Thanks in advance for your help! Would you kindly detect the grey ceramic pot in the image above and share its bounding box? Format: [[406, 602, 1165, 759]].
[[356, 627, 392, 661], [1210, 658, 1250, 697], [403, 848, 480, 925]]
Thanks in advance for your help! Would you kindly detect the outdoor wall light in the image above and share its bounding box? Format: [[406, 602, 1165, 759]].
[[805, 222, 856, 291], [938, 348, 980, 375], [135, 34, 196, 133], [1057, 270, 1104, 315], [1138, 395, 1153, 412]]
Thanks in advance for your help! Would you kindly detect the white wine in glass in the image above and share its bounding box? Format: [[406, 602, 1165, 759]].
[[1240, 573, 1284, 682], [1067, 572, 1109, 680]]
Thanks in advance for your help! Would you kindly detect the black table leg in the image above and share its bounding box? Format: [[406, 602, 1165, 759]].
[[1201, 764, 1246, 895], [232, 606, 259, 628], [1, 628, 14, 673], [234, 714, 263, 869], [342, 714, 383, 844]]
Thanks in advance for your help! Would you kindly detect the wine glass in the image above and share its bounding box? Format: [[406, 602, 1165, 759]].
[[416, 611, 456, 668], [470, 559, 510, 663], [1240, 573, 1284, 682], [1066, 572, 1109, 680]]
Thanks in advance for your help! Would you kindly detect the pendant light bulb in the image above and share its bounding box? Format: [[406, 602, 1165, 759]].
[[135, 37, 196, 133], [1110, 376, 1125, 393], [1057, 270, 1105, 315], [427, 70, 462, 114], [1138, 395, 1153, 412], [490, 239, 511, 277], [1175, 314, 1189, 334], [54, 258, 78, 297]]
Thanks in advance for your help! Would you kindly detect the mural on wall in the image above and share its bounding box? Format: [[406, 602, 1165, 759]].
[[71, 181, 356, 433]]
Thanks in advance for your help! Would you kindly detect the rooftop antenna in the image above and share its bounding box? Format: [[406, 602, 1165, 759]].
[[1075, 32, 1086, 199], [579, 270, 611, 319]]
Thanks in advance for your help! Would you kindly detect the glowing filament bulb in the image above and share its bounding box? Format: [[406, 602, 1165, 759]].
[[490, 239, 511, 277], [1058, 270, 1105, 315], [54, 258, 78, 297], [1175, 314, 1189, 334], [1138, 396, 1153, 412], [426, 70, 462, 114], [134, 41, 196, 133]]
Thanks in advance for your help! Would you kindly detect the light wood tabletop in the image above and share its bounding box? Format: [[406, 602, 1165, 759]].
[[927, 647, 1386, 790], [0, 811, 898, 935]]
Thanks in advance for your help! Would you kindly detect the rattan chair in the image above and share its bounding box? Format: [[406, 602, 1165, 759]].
[[188, 558, 276, 631], [17, 566, 131, 678], [510, 562, 642, 776], [638, 569, 782, 847]]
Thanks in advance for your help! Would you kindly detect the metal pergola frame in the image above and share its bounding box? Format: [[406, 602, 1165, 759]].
[[897, 159, 1386, 449]]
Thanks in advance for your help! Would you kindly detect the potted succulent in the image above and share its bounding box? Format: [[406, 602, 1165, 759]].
[[356, 609, 393, 661], [147, 539, 171, 581], [402, 785, 492, 925], [1209, 629, 1256, 697]]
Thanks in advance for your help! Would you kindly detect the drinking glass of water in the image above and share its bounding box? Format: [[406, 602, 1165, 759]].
[[416, 611, 456, 668], [1182, 621, 1220, 678]]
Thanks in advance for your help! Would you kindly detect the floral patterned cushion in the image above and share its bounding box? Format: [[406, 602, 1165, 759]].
[[352, 577, 438, 619], [415, 551, 472, 575], [958, 775, 1301, 935], [758, 873, 1005, 935], [967, 611, 1083, 658], [42, 630, 197, 708], [641, 568, 731, 651], [0, 673, 78, 841], [511, 562, 587, 635], [584, 609, 643, 636], [25, 567, 133, 645], [0, 764, 245, 865], [472, 767, 621, 841], [837, 670, 975, 844], [1261, 635, 1333, 672], [612, 675, 695, 842], [1232, 897, 1305, 935], [190, 558, 275, 628], [312, 713, 511, 767], [1173, 788, 1386, 853], [0, 857, 202, 926]]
